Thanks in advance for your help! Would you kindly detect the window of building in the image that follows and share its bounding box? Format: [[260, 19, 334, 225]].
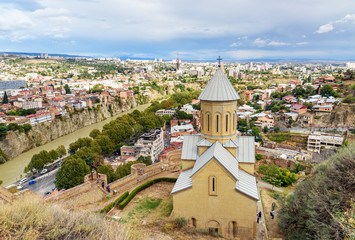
[[216, 115, 219, 132], [192, 218, 196, 227], [209, 176, 217, 195], [207, 114, 210, 132], [232, 221, 237, 237], [209, 228, 218, 236], [226, 114, 229, 132]]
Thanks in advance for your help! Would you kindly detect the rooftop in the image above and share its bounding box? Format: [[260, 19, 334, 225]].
[[198, 68, 240, 101]]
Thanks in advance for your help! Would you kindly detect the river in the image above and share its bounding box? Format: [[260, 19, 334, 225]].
[[0, 103, 150, 187]]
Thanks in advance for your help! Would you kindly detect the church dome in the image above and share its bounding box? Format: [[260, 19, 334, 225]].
[[198, 68, 240, 101]]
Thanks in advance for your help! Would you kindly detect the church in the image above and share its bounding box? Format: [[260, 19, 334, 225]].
[[171, 67, 259, 239]]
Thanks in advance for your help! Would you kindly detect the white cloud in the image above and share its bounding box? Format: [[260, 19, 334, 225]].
[[0, 7, 35, 32], [296, 42, 309, 46], [268, 41, 290, 46], [253, 38, 267, 47], [336, 14, 355, 23], [315, 23, 334, 34], [302, 34, 307, 38], [32, 8, 70, 18], [230, 42, 241, 47]]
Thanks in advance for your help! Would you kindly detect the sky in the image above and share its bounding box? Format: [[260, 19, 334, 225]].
[[0, 0, 355, 60]]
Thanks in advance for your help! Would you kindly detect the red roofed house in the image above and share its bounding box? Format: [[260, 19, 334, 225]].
[[290, 104, 308, 114]]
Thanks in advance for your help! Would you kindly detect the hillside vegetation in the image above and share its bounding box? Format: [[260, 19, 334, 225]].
[[0, 197, 133, 240], [278, 144, 355, 239]]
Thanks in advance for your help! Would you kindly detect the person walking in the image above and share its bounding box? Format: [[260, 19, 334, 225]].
[[271, 210, 275, 219], [257, 214, 260, 224], [101, 181, 105, 189]]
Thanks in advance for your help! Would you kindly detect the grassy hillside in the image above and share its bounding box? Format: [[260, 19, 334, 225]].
[[0, 197, 133, 240], [278, 144, 355, 240]]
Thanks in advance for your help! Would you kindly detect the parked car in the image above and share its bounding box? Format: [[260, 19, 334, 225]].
[[17, 185, 23, 190], [40, 169, 48, 175], [30, 176, 37, 180], [19, 178, 28, 185], [28, 180, 36, 185]]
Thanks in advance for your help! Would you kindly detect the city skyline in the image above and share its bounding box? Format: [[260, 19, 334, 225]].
[[1, 0, 355, 60]]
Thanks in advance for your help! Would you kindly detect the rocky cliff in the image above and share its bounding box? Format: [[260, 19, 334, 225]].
[[0, 98, 138, 160]]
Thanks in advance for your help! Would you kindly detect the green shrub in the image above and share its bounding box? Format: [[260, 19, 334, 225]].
[[99, 191, 129, 214], [258, 164, 297, 187], [174, 217, 187, 228], [118, 178, 177, 210]]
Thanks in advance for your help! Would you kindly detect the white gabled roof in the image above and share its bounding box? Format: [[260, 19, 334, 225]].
[[197, 138, 213, 147], [198, 68, 240, 101], [236, 169, 259, 200], [236, 136, 255, 163], [191, 141, 239, 180], [181, 135, 200, 160], [222, 139, 238, 148], [171, 169, 193, 194]]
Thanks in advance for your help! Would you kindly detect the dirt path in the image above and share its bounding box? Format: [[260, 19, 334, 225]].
[[260, 189, 284, 239]]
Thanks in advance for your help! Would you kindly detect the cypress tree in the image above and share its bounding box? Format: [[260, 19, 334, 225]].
[[2, 91, 8, 104]]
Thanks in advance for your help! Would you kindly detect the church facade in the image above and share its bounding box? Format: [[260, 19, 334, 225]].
[[171, 68, 259, 239]]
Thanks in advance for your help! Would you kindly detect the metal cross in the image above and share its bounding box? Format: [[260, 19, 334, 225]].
[[217, 56, 222, 67]]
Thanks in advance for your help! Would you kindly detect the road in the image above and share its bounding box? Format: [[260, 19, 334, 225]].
[[21, 168, 58, 197]]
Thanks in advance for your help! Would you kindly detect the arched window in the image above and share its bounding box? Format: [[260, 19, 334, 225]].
[[216, 115, 219, 132], [226, 114, 229, 132], [232, 221, 237, 237], [192, 218, 197, 227], [209, 176, 217, 195], [201, 112, 204, 131]]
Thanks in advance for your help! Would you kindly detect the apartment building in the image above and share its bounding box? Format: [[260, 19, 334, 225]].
[[27, 112, 52, 126], [121, 128, 164, 162], [155, 109, 176, 116], [307, 131, 344, 153]]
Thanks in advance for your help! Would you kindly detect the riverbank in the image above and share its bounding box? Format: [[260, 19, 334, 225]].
[[0, 102, 151, 187]]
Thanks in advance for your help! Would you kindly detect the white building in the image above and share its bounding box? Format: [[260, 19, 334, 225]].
[[27, 112, 52, 126], [121, 128, 164, 162], [307, 131, 344, 153]]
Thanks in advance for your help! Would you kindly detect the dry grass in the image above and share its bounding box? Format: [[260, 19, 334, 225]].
[[0, 196, 135, 240]]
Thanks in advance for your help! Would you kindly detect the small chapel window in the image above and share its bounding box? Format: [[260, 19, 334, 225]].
[[226, 115, 228, 132], [216, 115, 219, 132], [207, 114, 210, 132], [209, 176, 217, 195]]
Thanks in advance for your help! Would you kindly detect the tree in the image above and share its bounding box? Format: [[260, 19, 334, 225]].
[[2, 91, 8, 104], [278, 144, 355, 239], [0, 123, 7, 140], [56, 145, 66, 158], [320, 84, 337, 97], [94, 135, 114, 155], [7, 123, 19, 131], [89, 129, 101, 139], [64, 84, 71, 94], [49, 149, 59, 161], [0, 180, 2, 185], [263, 126, 269, 133], [55, 156, 90, 189], [274, 126, 280, 133], [98, 165, 115, 183]]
